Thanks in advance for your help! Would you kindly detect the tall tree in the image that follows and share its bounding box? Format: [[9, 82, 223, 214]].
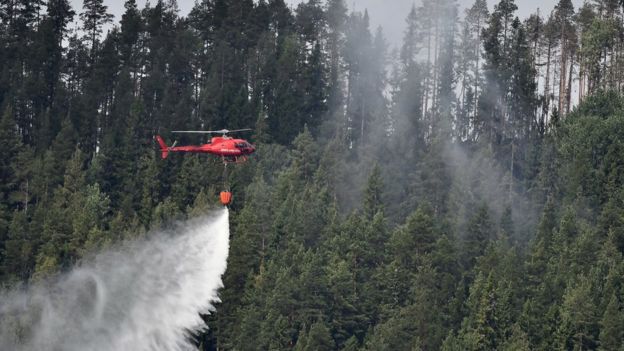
[[80, 0, 114, 57], [362, 164, 384, 219], [553, 0, 576, 115], [458, 0, 489, 140]]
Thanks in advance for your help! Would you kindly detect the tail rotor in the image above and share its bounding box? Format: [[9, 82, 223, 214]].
[[154, 135, 169, 159]]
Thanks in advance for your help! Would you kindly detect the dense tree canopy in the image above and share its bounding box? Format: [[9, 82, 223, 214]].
[[3, 0, 624, 349]]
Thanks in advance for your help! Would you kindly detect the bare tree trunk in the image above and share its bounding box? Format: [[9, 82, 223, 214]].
[[346, 71, 352, 132], [566, 52, 574, 115], [432, 12, 440, 116], [24, 180, 28, 212], [473, 13, 483, 124], [474, 42, 480, 122], [603, 47, 608, 90], [578, 52, 584, 104], [544, 44, 552, 116], [424, 26, 432, 118], [617, 43, 622, 92], [559, 45, 567, 115], [361, 98, 365, 143], [509, 142, 514, 204], [620, 16, 624, 92]]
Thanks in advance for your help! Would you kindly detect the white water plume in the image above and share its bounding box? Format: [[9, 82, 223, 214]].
[[0, 209, 230, 351]]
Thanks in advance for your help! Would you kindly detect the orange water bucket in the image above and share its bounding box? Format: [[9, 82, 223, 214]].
[[220, 191, 233, 206]]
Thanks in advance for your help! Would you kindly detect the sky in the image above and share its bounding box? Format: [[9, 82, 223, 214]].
[[72, 0, 585, 47]]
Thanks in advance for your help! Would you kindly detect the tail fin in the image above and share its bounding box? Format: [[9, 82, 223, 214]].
[[154, 135, 169, 159]]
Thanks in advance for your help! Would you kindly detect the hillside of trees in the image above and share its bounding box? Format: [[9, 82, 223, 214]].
[[3, 0, 624, 349]]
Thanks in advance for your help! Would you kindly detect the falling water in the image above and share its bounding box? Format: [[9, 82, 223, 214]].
[[0, 209, 230, 351]]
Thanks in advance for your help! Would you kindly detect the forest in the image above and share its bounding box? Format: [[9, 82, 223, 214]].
[[2, 0, 624, 349]]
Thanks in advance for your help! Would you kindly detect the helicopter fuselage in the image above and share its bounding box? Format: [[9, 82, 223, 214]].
[[155, 135, 255, 161]]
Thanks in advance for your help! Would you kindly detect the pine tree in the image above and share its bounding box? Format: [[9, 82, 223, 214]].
[[47, 0, 75, 42], [0, 106, 21, 207], [500, 324, 530, 351], [119, 0, 141, 62], [343, 10, 374, 146], [80, 0, 114, 57], [301, 41, 327, 132], [301, 320, 334, 351], [463, 204, 494, 269], [459, 272, 499, 351], [40, 0, 75, 104], [3, 210, 34, 281], [391, 8, 427, 151], [76, 183, 111, 254], [388, 205, 438, 271], [556, 277, 600, 350], [294, 0, 324, 44], [581, 16, 619, 92], [288, 126, 320, 184], [267, 34, 306, 144], [508, 17, 537, 146], [324, 0, 348, 122], [436, 7, 457, 139], [553, 0, 576, 115], [479, 0, 518, 147], [9, 145, 34, 211], [400, 5, 419, 68], [599, 293, 624, 351], [362, 164, 384, 219]]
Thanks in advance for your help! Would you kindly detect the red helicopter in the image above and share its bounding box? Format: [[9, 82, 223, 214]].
[[154, 129, 255, 162], [154, 129, 255, 206]]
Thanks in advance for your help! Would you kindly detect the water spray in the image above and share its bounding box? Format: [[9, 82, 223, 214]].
[[0, 209, 230, 351]]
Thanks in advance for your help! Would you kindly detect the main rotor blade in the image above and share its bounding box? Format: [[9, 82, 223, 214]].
[[171, 129, 253, 134]]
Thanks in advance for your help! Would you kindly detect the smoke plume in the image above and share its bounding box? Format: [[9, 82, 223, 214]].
[[0, 209, 230, 351]]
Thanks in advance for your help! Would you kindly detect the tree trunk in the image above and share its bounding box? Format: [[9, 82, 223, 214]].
[[559, 44, 567, 115], [544, 44, 552, 120], [578, 49, 584, 104], [432, 12, 440, 116], [566, 52, 574, 115], [424, 24, 432, 119], [510, 142, 514, 204], [473, 12, 483, 124]]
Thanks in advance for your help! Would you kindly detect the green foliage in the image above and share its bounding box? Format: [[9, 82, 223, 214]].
[[581, 19, 619, 90], [0, 106, 21, 204], [556, 277, 600, 350], [362, 164, 384, 219], [463, 204, 494, 269], [599, 293, 624, 351], [3, 210, 34, 281], [299, 320, 335, 351], [500, 324, 530, 351], [4, 1, 624, 350], [460, 274, 511, 349]]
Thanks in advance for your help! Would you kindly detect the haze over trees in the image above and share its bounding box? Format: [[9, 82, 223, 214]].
[[2, 0, 624, 349]]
